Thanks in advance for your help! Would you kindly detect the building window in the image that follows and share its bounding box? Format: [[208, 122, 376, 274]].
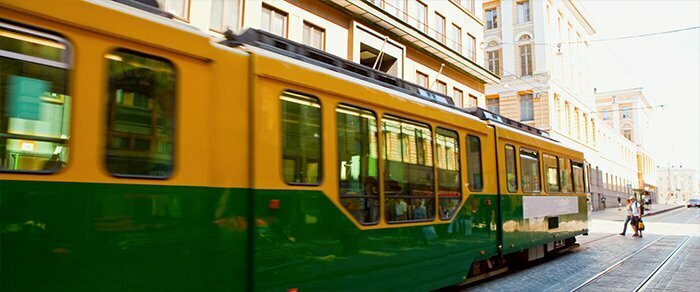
[[460, 0, 474, 12], [621, 106, 632, 119], [0, 23, 71, 172], [261, 5, 287, 37], [303, 22, 325, 50], [281, 92, 322, 185], [209, 0, 241, 32], [453, 88, 463, 108], [516, 0, 531, 23], [468, 95, 478, 107], [434, 12, 446, 44], [487, 97, 500, 114], [623, 129, 632, 141], [467, 135, 483, 191], [337, 104, 379, 225], [520, 148, 541, 192], [435, 80, 447, 95], [450, 23, 462, 53], [385, 0, 406, 19], [485, 8, 498, 29], [467, 33, 476, 61], [359, 43, 399, 76], [436, 128, 461, 219], [520, 93, 534, 121], [161, 0, 190, 21], [383, 115, 434, 222], [412, 0, 428, 33], [486, 50, 500, 75], [543, 154, 560, 193], [106, 49, 176, 178], [416, 71, 429, 87], [519, 43, 533, 76]]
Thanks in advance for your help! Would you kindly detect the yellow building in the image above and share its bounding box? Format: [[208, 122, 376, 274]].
[[152, 0, 499, 106]]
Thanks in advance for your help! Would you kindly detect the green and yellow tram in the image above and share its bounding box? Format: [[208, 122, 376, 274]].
[[0, 1, 589, 290]]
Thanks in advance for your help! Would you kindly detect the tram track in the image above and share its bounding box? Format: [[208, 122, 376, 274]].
[[571, 212, 699, 292]]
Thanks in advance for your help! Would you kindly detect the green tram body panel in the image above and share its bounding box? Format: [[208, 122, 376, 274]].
[[1, 180, 586, 291]]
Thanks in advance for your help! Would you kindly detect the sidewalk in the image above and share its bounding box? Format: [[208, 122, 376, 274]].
[[590, 203, 684, 221]]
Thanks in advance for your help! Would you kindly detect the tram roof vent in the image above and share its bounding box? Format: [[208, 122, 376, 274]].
[[464, 107, 556, 141], [222, 29, 455, 107]]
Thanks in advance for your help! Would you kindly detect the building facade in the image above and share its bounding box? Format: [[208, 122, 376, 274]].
[[482, 0, 641, 209], [595, 87, 658, 201], [657, 167, 698, 204], [154, 0, 499, 106]]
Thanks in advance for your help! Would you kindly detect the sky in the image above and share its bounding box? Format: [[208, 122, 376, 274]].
[[577, 0, 700, 171]]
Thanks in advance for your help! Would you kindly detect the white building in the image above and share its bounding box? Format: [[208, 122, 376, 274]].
[[657, 167, 698, 204], [481, 0, 640, 208], [596, 87, 658, 199]]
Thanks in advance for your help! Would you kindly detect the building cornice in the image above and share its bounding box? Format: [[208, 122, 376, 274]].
[[324, 0, 501, 84], [564, 0, 596, 35]]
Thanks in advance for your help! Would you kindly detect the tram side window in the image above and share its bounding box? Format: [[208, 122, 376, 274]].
[[0, 23, 71, 172], [106, 50, 175, 178], [572, 161, 585, 193], [382, 115, 434, 223], [337, 104, 379, 224], [559, 157, 573, 193], [436, 128, 460, 220], [281, 92, 322, 185], [520, 148, 541, 192], [467, 135, 483, 191], [505, 145, 518, 192], [543, 154, 560, 193]]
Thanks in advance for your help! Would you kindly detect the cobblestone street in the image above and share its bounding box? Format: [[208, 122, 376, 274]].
[[463, 207, 700, 291]]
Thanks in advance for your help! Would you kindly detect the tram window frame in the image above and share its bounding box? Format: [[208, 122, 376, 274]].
[[436, 127, 461, 220], [505, 144, 518, 192], [543, 153, 560, 193], [0, 21, 72, 174], [382, 114, 435, 223], [572, 161, 585, 193], [336, 104, 379, 225], [520, 148, 541, 192], [466, 135, 483, 192], [559, 157, 573, 193], [280, 91, 323, 186], [105, 49, 177, 179]]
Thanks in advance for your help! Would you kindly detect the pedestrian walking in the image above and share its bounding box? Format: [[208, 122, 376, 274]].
[[617, 195, 622, 208], [619, 198, 632, 236], [601, 196, 606, 209], [630, 196, 643, 238]]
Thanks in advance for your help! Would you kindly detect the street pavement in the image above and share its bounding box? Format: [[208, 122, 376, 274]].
[[461, 206, 700, 291]]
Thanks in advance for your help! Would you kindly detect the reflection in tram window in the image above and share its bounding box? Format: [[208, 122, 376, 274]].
[[559, 157, 573, 193], [436, 128, 460, 220], [572, 161, 585, 193], [505, 145, 518, 192], [467, 135, 483, 191], [543, 153, 560, 193], [0, 24, 71, 172], [281, 92, 321, 185], [106, 50, 175, 178], [337, 104, 379, 224], [382, 115, 434, 223], [520, 148, 541, 192]]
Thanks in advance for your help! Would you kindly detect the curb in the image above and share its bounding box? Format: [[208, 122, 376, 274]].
[[643, 205, 685, 217]]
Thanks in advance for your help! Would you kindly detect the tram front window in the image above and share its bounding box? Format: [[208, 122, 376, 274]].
[[0, 23, 71, 172]]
